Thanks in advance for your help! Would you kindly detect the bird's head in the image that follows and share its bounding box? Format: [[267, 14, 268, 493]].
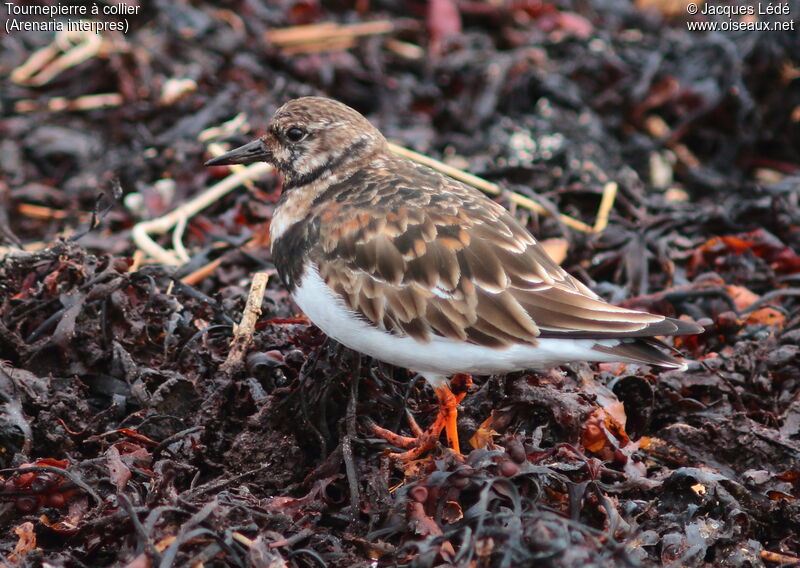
[[205, 97, 385, 188]]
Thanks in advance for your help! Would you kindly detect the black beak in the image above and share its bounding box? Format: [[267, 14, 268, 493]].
[[204, 138, 272, 166]]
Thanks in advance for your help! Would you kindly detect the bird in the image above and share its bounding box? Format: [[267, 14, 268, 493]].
[[205, 96, 702, 461]]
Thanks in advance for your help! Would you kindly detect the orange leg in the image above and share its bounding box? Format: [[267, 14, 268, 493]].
[[436, 382, 461, 453], [366, 375, 473, 461]]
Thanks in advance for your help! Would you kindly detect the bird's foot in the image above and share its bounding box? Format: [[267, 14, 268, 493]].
[[367, 418, 441, 462], [366, 374, 473, 462]]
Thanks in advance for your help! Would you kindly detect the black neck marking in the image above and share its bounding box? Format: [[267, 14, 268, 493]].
[[283, 138, 369, 190], [272, 215, 321, 292]]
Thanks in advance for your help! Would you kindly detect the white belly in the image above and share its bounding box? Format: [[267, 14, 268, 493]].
[[291, 262, 624, 377]]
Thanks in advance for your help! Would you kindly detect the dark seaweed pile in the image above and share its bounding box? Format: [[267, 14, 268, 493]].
[[1, 1, 799, 566]]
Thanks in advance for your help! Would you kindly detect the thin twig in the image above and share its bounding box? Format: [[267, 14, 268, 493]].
[[384, 38, 425, 60], [220, 271, 270, 375], [593, 181, 618, 233], [180, 257, 225, 286], [129, 249, 146, 272], [231, 532, 254, 548], [15, 93, 124, 113], [281, 38, 356, 55], [198, 114, 248, 143], [267, 21, 394, 46], [343, 352, 361, 522]]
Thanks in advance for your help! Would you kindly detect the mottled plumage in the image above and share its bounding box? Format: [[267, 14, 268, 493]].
[[206, 96, 702, 457]]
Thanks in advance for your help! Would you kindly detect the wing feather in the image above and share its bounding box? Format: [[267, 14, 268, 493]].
[[309, 157, 690, 349]]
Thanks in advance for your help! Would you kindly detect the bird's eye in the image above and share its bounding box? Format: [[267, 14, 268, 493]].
[[285, 127, 307, 143]]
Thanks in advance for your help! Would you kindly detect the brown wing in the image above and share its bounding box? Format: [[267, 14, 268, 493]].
[[310, 157, 685, 348]]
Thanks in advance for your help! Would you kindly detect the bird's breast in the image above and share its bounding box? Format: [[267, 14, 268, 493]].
[[271, 187, 322, 292]]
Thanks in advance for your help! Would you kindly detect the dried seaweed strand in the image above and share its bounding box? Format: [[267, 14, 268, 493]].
[[11, 30, 104, 87], [131, 161, 271, 266]]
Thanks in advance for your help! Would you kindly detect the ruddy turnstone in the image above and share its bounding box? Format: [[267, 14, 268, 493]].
[[205, 97, 702, 460]]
